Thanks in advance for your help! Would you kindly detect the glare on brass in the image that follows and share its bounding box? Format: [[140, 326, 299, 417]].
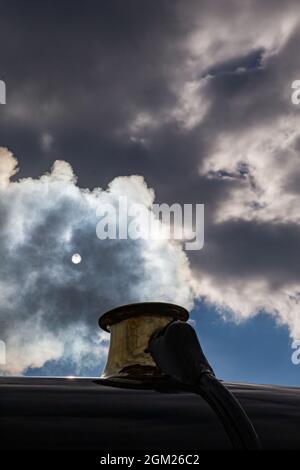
[[99, 302, 189, 379]]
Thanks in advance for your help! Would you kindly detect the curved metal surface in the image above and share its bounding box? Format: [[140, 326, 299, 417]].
[[0, 377, 300, 450], [99, 302, 189, 332]]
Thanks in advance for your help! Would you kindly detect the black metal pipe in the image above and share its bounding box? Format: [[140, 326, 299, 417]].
[[148, 320, 261, 450]]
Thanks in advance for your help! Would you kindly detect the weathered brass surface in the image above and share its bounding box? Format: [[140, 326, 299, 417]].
[[102, 315, 173, 378]]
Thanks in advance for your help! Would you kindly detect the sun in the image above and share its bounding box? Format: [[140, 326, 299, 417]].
[[71, 253, 82, 264]]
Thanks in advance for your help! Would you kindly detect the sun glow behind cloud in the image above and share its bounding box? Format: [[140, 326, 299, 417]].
[[0, 147, 195, 375]]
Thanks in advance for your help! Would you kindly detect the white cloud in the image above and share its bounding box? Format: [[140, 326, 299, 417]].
[[0, 148, 195, 375], [201, 114, 300, 224], [196, 274, 300, 339]]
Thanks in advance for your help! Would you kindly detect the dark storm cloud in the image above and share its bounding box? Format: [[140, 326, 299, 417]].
[[0, 0, 185, 182], [193, 220, 300, 286], [0, 0, 293, 191], [1, 0, 300, 372]]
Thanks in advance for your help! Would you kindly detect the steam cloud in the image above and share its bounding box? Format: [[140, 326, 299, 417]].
[[0, 147, 195, 374]]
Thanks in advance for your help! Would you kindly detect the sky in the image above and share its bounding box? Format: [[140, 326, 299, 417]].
[[1, 0, 300, 384]]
